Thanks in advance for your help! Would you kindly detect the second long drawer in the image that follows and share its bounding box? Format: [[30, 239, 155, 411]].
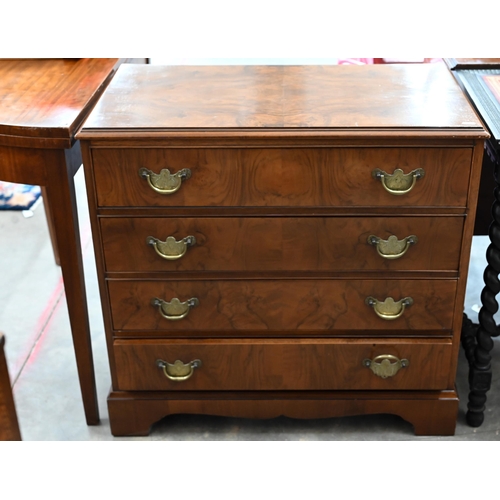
[[100, 216, 464, 273], [107, 278, 457, 333]]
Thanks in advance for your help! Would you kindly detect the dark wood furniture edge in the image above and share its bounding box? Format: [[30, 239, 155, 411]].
[[454, 70, 500, 142], [0, 334, 22, 440], [445, 58, 500, 70]]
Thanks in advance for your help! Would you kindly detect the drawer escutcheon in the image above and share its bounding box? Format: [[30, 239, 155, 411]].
[[372, 167, 425, 195], [368, 234, 418, 260], [363, 355, 409, 378], [365, 296, 413, 320], [139, 167, 191, 194], [156, 359, 202, 382], [146, 235, 196, 260], [151, 297, 199, 321]]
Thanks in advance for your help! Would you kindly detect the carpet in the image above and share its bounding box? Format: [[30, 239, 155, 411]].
[[0, 181, 42, 211]]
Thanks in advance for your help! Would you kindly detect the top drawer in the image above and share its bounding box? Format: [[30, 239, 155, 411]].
[[90, 147, 473, 208]]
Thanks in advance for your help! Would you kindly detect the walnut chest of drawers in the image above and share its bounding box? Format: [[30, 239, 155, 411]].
[[78, 63, 487, 436]]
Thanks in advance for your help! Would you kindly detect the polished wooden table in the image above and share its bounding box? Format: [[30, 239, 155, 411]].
[[0, 58, 145, 425]]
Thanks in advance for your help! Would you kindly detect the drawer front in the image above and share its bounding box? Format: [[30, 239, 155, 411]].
[[113, 338, 453, 391], [108, 279, 457, 333], [100, 216, 464, 273], [91, 147, 472, 208]]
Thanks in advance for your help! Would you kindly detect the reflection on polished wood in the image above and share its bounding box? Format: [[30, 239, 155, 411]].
[[82, 64, 482, 132]]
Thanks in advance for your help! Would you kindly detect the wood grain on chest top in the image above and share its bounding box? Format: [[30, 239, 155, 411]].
[[80, 64, 484, 135]]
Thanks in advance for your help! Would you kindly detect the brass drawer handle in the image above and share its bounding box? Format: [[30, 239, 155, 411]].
[[139, 167, 191, 194], [363, 355, 409, 378], [156, 359, 202, 382], [372, 168, 425, 195], [368, 234, 417, 260], [151, 297, 199, 321], [365, 296, 413, 320], [147, 235, 196, 260]]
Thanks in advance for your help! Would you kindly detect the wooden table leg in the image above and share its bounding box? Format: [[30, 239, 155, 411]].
[[0, 334, 22, 440], [41, 186, 60, 266], [44, 146, 99, 425]]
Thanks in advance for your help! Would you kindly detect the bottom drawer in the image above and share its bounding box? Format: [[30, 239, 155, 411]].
[[113, 338, 454, 391]]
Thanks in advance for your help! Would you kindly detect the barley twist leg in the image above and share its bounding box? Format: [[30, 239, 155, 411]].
[[466, 164, 500, 426]]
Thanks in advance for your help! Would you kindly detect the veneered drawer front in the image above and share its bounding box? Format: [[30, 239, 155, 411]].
[[100, 216, 464, 273], [91, 148, 472, 208], [113, 338, 453, 391], [108, 279, 457, 333]]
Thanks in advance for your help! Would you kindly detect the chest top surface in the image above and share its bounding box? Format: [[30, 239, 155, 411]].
[[79, 63, 486, 138]]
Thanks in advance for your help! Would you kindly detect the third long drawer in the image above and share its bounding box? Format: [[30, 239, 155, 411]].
[[107, 278, 458, 333]]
